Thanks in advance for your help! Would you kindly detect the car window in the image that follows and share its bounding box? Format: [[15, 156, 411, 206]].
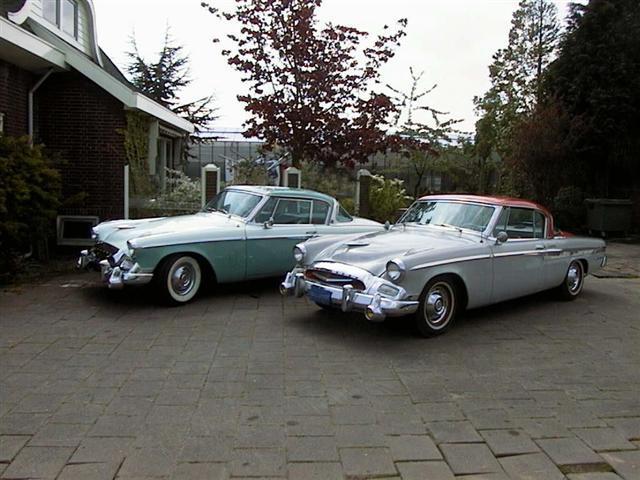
[[311, 200, 331, 225], [254, 197, 278, 223], [534, 211, 546, 239], [497, 207, 536, 239], [336, 205, 353, 223], [204, 190, 263, 218], [272, 198, 312, 224]]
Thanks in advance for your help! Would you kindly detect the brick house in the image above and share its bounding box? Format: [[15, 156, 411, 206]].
[[0, 0, 193, 243]]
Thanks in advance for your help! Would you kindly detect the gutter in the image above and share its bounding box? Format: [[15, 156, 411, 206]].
[[28, 68, 54, 143]]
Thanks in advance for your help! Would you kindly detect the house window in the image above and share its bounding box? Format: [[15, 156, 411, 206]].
[[43, 0, 58, 24], [42, 0, 78, 39]]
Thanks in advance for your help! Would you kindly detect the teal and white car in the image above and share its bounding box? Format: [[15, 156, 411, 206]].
[[78, 186, 382, 304]]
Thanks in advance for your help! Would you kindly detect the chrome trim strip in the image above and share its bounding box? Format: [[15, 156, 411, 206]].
[[411, 254, 492, 271]]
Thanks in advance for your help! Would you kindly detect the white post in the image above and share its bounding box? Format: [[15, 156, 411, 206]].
[[124, 164, 130, 220], [355, 169, 371, 214], [201, 163, 221, 207], [284, 167, 301, 188]]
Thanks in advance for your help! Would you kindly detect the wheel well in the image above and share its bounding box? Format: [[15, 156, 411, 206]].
[[577, 258, 589, 275], [156, 252, 217, 284], [430, 273, 469, 311]]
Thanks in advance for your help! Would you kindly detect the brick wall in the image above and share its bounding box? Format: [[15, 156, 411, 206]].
[[36, 70, 127, 220], [0, 59, 33, 137]]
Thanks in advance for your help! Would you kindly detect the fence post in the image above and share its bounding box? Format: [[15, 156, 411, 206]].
[[356, 169, 372, 217], [283, 167, 301, 188], [124, 164, 130, 220], [201, 164, 221, 207]]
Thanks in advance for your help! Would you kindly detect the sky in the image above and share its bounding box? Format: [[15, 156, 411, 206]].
[[92, 0, 575, 134]]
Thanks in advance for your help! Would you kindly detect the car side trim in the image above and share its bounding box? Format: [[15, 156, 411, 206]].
[[411, 254, 492, 271]]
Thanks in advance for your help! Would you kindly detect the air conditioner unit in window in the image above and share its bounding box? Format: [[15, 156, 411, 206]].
[[56, 215, 99, 246]]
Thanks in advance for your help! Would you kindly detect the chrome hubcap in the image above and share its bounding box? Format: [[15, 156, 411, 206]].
[[171, 264, 196, 296], [567, 263, 582, 293], [425, 283, 454, 327]]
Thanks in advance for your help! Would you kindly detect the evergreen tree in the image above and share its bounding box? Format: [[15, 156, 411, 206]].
[[474, 0, 560, 158], [127, 29, 216, 133]]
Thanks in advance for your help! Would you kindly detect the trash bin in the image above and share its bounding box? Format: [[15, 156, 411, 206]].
[[585, 199, 633, 237]]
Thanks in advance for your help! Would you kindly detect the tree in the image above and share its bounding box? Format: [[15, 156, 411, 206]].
[[474, 0, 560, 158], [544, 0, 640, 197], [127, 29, 216, 133], [201, 0, 407, 168]]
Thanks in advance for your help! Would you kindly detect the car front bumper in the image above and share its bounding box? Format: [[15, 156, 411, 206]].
[[280, 268, 419, 322], [77, 249, 153, 289]]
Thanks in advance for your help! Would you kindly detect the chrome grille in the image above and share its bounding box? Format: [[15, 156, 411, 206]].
[[93, 242, 119, 261], [305, 269, 366, 291]]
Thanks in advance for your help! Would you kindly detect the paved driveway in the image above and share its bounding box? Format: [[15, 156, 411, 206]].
[[1, 266, 639, 479]]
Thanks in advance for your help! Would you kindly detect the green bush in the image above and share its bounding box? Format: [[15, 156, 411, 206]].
[[301, 161, 355, 201], [369, 174, 412, 223], [0, 136, 61, 275]]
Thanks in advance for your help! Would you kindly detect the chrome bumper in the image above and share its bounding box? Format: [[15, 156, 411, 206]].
[[77, 250, 153, 289], [280, 269, 419, 322]]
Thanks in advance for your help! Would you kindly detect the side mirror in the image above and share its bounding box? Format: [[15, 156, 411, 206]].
[[384, 221, 391, 231], [496, 231, 509, 245], [263, 218, 274, 229]]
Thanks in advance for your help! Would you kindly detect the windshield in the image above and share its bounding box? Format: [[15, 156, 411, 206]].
[[203, 190, 263, 218], [399, 201, 495, 232]]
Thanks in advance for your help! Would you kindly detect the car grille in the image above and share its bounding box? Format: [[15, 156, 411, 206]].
[[93, 242, 119, 261], [304, 269, 366, 291]]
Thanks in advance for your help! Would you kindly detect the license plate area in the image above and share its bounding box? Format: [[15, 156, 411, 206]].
[[308, 285, 333, 305]]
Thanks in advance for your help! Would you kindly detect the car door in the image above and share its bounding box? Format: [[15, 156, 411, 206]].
[[245, 196, 318, 278], [491, 207, 546, 303]]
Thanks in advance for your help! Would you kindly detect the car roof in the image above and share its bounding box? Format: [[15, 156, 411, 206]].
[[418, 194, 550, 213], [226, 185, 335, 203]]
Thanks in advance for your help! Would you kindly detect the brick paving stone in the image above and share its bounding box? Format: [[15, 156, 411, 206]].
[[499, 452, 564, 479], [236, 425, 285, 448], [518, 418, 572, 439], [178, 435, 231, 462], [601, 450, 640, 480], [440, 443, 502, 475], [395, 461, 455, 480], [28, 423, 89, 447], [340, 447, 397, 477], [330, 405, 376, 425], [117, 447, 178, 477], [287, 462, 343, 480], [286, 436, 339, 461], [172, 462, 229, 480], [57, 462, 120, 480], [572, 427, 637, 452], [0, 435, 29, 463], [0, 446, 74, 479], [386, 434, 442, 461], [88, 415, 144, 437], [70, 437, 133, 463], [605, 418, 640, 442], [480, 429, 540, 456], [537, 437, 604, 467], [335, 425, 386, 447], [427, 420, 483, 444], [567, 474, 625, 480], [230, 448, 286, 477]]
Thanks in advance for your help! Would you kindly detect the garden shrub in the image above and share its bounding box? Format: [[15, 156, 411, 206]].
[[0, 136, 61, 276], [369, 174, 412, 223]]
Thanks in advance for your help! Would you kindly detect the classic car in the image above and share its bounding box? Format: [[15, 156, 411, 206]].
[[281, 194, 607, 336], [78, 186, 382, 304]]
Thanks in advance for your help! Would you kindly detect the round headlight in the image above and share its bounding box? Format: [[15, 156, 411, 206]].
[[293, 244, 306, 264], [386, 259, 406, 282]]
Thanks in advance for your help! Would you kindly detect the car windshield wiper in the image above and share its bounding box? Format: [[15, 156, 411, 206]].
[[434, 223, 463, 233], [205, 206, 228, 214]]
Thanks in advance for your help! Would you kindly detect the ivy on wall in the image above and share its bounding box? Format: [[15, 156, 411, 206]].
[[121, 111, 152, 196]]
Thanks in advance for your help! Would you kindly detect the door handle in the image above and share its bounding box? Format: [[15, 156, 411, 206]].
[[535, 244, 545, 250], [306, 231, 317, 236]]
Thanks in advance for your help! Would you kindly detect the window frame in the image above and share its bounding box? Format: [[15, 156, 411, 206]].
[[42, 0, 79, 40], [252, 196, 331, 226], [491, 206, 547, 241]]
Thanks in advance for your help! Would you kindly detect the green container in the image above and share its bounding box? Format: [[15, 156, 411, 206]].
[[585, 199, 633, 236]]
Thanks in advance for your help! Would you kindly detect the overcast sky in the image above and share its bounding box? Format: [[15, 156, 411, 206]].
[[93, 0, 574, 133]]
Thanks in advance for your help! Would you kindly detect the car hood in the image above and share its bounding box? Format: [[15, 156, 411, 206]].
[[94, 212, 244, 251], [317, 226, 478, 275]]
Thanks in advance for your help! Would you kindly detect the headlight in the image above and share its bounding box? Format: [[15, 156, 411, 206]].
[[386, 259, 406, 282], [293, 244, 306, 264]]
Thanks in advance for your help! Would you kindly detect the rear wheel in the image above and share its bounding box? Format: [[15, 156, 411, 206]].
[[557, 260, 584, 301], [415, 276, 458, 337], [156, 255, 202, 305]]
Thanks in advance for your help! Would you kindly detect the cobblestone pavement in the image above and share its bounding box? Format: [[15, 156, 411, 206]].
[[1, 251, 639, 479]]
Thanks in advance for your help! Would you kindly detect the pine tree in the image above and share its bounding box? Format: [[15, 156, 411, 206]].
[[126, 29, 216, 132]]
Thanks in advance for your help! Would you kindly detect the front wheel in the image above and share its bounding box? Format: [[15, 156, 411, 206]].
[[415, 276, 459, 337], [156, 255, 202, 305], [556, 260, 584, 301]]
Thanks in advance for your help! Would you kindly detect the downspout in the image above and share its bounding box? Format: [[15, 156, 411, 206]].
[[28, 69, 54, 145]]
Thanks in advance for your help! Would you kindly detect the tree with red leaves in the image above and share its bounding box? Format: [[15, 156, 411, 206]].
[[202, 0, 407, 168]]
